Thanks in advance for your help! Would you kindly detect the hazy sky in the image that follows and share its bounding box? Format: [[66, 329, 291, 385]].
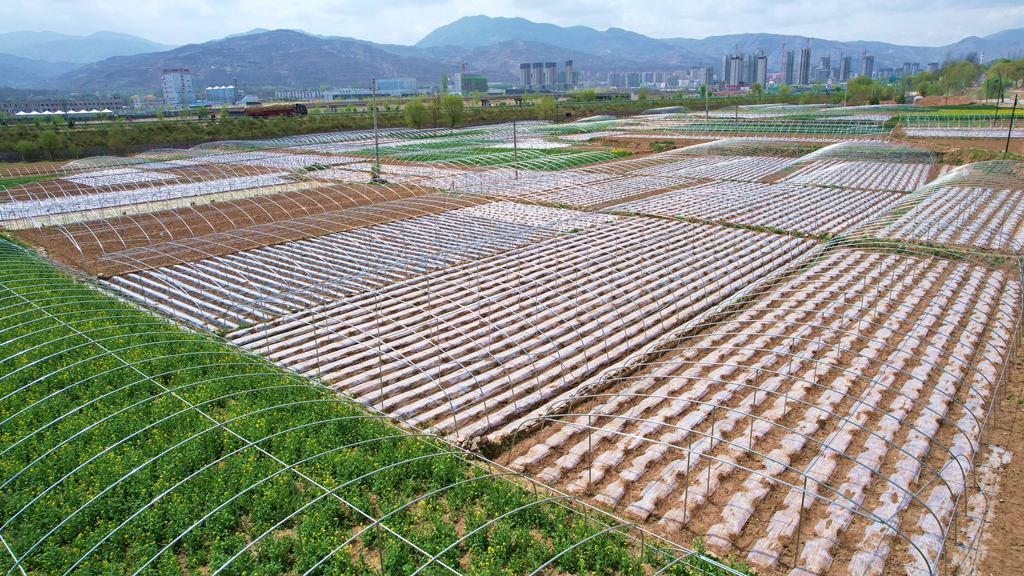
[[3, 0, 1023, 47]]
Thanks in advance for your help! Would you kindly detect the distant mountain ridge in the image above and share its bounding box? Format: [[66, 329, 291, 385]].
[[418, 16, 1024, 71], [44, 30, 449, 94], [2, 17, 1022, 94], [0, 53, 83, 89], [0, 30, 175, 64]]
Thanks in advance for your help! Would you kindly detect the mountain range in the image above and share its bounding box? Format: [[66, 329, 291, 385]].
[[1, 17, 1022, 94]]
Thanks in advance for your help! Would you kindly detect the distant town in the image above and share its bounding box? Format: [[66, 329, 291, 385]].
[[0, 37, 996, 118]]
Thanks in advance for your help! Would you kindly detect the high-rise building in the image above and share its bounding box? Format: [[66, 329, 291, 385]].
[[544, 62, 557, 87], [460, 76, 488, 95], [626, 71, 641, 88], [744, 53, 758, 85], [161, 68, 196, 109], [819, 55, 831, 73], [531, 63, 543, 87], [781, 50, 795, 85], [755, 54, 768, 86], [796, 46, 812, 85], [607, 72, 626, 87], [902, 62, 920, 78], [927, 62, 940, 74], [520, 64, 530, 88], [860, 55, 875, 78], [565, 60, 574, 88], [720, 54, 745, 86], [838, 56, 852, 81], [690, 66, 714, 87]]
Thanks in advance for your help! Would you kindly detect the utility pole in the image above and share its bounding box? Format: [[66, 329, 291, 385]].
[[512, 117, 518, 179], [371, 78, 383, 183], [1006, 95, 1018, 154], [706, 84, 710, 122]]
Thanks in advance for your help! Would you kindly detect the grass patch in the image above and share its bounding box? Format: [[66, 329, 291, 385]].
[[0, 173, 59, 188]]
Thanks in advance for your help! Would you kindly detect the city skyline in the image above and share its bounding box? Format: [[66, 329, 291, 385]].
[[1, 0, 1021, 48]]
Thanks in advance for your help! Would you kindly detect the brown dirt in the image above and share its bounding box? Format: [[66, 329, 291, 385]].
[[896, 136, 1024, 161], [913, 95, 975, 107], [975, 331, 1024, 575], [595, 137, 715, 155], [12, 184, 486, 277]]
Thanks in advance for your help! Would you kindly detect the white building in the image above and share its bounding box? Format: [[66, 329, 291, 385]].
[[374, 78, 418, 95], [162, 68, 196, 109]]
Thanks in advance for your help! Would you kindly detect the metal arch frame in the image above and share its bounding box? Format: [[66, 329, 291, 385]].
[[494, 239, 1019, 574], [0, 239, 705, 576]]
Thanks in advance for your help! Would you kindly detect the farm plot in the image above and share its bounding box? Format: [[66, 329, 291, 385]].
[[507, 246, 1019, 575], [0, 173, 292, 224], [462, 171, 690, 209], [103, 202, 617, 331], [780, 159, 932, 191], [229, 219, 817, 442], [610, 181, 903, 236], [630, 155, 796, 182], [867, 186, 1024, 254], [193, 150, 353, 170], [62, 167, 179, 187], [10, 185, 467, 277], [624, 117, 886, 139]]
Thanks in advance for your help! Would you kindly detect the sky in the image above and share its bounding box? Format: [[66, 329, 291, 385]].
[[3, 0, 1023, 47]]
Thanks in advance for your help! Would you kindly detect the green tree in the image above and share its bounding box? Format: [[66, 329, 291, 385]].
[[15, 140, 39, 161], [535, 95, 556, 120], [37, 130, 65, 161], [637, 87, 648, 100], [427, 92, 443, 128], [942, 60, 980, 95], [844, 76, 875, 104], [196, 106, 209, 120], [439, 94, 464, 127], [441, 72, 448, 95], [220, 104, 230, 121], [750, 82, 763, 102], [403, 98, 428, 129], [699, 85, 707, 97], [156, 108, 165, 121], [577, 88, 597, 102], [778, 85, 791, 96], [106, 129, 126, 155]]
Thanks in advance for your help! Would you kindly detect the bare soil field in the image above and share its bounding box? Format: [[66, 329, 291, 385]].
[[975, 333, 1024, 576], [902, 136, 1024, 159], [913, 96, 975, 107]]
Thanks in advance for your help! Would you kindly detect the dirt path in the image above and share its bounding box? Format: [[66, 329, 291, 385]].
[[976, 330, 1024, 575]]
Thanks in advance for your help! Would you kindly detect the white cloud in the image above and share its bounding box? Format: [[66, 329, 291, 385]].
[[0, 0, 1021, 47]]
